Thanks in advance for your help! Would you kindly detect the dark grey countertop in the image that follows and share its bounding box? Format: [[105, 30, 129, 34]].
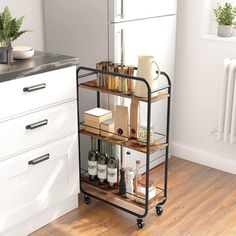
[[0, 51, 79, 83]]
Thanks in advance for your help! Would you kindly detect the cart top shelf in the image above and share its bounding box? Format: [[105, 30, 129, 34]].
[[79, 79, 170, 103]]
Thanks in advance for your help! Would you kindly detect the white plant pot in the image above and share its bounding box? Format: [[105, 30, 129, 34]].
[[218, 25, 233, 37]]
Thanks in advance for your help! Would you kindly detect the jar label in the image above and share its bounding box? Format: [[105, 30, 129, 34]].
[[88, 161, 97, 176], [98, 164, 107, 180], [107, 168, 117, 183]]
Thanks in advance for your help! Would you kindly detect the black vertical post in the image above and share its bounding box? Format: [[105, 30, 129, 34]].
[[145, 81, 152, 216], [97, 91, 101, 151], [164, 75, 171, 198]]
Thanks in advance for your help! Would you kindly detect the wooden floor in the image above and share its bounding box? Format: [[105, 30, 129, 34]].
[[31, 157, 236, 236]]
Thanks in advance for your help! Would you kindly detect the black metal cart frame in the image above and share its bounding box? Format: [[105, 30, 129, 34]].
[[76, 66, 171, 228]]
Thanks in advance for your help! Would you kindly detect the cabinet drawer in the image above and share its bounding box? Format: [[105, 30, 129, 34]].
[[0, 66, 76, 122], [0, 101, 77, 160], [0, 134, 79, 233]]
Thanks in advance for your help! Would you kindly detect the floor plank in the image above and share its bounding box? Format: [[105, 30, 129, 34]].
[[30, 157, 236, 236]]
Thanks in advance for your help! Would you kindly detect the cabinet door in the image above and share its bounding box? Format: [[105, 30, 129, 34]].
[[0, 134, 79, 234], [109, 0, 177, 22], [0, 101, 77, 161]]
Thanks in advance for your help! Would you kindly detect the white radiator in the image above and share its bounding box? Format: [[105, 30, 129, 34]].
[[218, 58, 236, 144]]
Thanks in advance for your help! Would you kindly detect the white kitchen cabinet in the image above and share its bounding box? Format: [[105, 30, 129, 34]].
[[0, 65, 79, 236], [0, 134, 79, 234]]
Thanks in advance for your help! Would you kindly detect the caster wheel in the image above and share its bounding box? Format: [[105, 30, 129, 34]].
[[84, 195, 91, 205], [137, 218, 145, 229], [156, 205, 163, 216]]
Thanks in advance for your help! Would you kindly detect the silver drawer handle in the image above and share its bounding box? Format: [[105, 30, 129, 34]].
[[26, 119, 48, 130], [23, 83, 46, 92], [28, 154, 50, 165]]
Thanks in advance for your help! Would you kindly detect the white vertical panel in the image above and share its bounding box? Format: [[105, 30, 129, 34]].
[[217, 58, 231, 140], [224, 61, 236, 142]]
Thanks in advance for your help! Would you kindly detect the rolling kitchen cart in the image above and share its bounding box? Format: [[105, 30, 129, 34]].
[[77, 66, 171, 229]]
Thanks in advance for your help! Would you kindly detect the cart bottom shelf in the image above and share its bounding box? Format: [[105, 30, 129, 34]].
[[81, 176, 165, 216]]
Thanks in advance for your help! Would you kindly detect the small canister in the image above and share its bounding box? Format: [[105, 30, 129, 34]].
[[118, 66, 128, 93], [126, 65, 135, 91], [113, 64, 121, 90], [96, 62, 103, 87], [102, 61, 113, 88], [108, 64, 114, 90]]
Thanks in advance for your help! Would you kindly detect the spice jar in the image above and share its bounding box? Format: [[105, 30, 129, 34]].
[[96, 62, 103, 87], [118, 66, 128, 93], [108, 64, 114, 90], [100, 61, 112, 88], [138, 122, 155, 146], [113, 64, 121, 90], [126, 65, 135, 91]]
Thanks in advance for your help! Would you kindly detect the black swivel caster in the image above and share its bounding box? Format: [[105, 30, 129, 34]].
[[137, 218, 145, 229], [84, 195, 91, 205], [156, 205, 163, 216]]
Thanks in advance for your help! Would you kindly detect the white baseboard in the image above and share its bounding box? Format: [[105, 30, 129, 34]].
[[4, 195, 78, 236], [172, 142, 236, 175]]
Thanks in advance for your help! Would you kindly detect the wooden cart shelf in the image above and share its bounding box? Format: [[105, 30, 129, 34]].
[[81, 175, 165, 215], [79, 79, 170, 103], [80, 128, 168, 154]]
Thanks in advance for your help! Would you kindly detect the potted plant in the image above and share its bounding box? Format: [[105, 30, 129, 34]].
[[0, 6, 29, 63], [213, 2, 236, 37]]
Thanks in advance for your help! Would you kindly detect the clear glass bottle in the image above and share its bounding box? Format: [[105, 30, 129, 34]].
[[134, 160, 142, 193], [88, 137, 99, 180], [124, 151, 133, 184], [107, 143, 119, 187], [127, 171, 135, 199], [97, 140, 108, 183]]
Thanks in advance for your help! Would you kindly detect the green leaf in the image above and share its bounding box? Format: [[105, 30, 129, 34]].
[[11, 30, 28, 41], [2, 6, 12, 30], [15, 16, 24, 32]]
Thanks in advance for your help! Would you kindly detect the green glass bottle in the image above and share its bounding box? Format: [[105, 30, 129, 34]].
[[107, 143, 119, 187], [88, 137, 99, 180], [97, 140, 108, 183]]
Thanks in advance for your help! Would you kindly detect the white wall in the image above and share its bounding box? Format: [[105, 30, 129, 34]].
[[0, 0, 45, 50], [172, 0, 236, 174]]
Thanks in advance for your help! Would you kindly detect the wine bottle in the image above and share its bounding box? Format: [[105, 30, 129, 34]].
[[119, 168, 126, 197], [107, 143, 119, 187], [88, 137, 99, 180], [97, 140, 108, 183]]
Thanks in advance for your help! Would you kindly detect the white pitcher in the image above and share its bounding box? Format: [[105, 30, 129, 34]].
[[134, 56, 160, 98]]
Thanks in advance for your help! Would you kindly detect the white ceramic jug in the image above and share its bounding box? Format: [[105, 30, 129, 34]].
[[134, 56, 160, 98]]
